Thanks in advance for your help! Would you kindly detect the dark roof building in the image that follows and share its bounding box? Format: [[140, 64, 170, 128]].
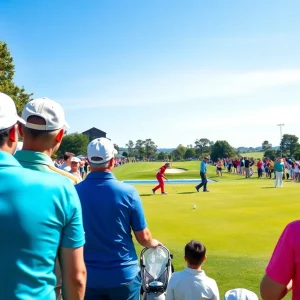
[[82, 127, 107, 142]]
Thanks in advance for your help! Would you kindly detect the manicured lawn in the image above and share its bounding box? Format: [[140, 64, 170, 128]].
[[112, 162, 297, 298], [241, 152, 264, 159]]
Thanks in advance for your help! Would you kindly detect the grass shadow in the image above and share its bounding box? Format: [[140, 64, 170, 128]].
[[261, 187, 276, 189], [139, 194, 153, 196], [177, 192, 197, 194]]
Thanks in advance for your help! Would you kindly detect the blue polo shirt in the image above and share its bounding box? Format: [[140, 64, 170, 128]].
[[75, 171, 147, 288], [0, 151, 85, 300], [200, 160, 207, 173]]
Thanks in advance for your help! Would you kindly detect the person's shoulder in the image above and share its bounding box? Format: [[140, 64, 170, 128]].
[[285, 220, 300, 233], [48, 165, 80, 184]]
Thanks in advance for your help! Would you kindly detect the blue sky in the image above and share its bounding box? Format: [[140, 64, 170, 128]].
[[1, 0, 300, 148]]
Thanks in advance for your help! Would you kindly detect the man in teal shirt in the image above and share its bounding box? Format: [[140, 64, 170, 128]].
[[274, 157, 285, 188], [0, 93, 86, 299], [195, 157, 209, 192]]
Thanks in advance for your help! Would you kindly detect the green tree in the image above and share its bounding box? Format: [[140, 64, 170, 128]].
[[262, 140, 272, 151], [184, 148, 196, 159], [135, 139, 145, 159], [195, 138, 213, 156], [122, 151, 128, 157], [113, 144, 120, 153], [172, 144, 186, 160], [0, 41, 32, 114], [281, 134, 299, 156], [126, 140, 135, 157], [57, 133, 89, 157], [210, 140, 236, 162], [264, 149, 276, 161], [157, 152, 168, 161], [144, 138, 157, 159]]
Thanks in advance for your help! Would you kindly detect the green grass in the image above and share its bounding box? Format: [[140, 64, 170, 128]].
[[112, 162, 296, 299], [240, 152, 264, 159]]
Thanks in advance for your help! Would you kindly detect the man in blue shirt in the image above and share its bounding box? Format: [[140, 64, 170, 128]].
[[76, 137, 162, 300], [195, 157, 209, 192], [0, 93, 86, 300]]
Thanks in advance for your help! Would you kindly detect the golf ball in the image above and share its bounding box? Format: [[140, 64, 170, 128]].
[[193, 205, 196, 209]]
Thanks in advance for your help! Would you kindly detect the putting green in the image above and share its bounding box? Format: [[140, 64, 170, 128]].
[[112, 162, 297, 298]]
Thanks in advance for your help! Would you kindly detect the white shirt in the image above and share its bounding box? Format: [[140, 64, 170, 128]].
[[59, 162, 71, 172], [166, 268, 219, 300]]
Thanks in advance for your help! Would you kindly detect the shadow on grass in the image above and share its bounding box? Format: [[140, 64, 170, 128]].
[[261, 187, 275, 189], [139, 194, 153, 196], [177, 192, 197, 194]]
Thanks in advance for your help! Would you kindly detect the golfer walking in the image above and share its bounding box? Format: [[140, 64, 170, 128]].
[[195, 157, 209, 192], [152, 162, 170, 195]]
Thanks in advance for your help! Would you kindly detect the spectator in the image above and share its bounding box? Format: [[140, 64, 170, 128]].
[[274, 157, 284, 188], [14, 97, 83, 298], [257, 158, 263, 178], [15, 97, 80, 184], [244, 157, 251, 178], [0, 92, 86, 299], [260, 220, 300, 299], [70, 156, 82, 182], [76, 137, 161, 300], [166, 240, 219, 300], [60, 151, 75, 172]]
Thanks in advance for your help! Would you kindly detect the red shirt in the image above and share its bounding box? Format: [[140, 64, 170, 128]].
[[257, 161, 263, 168], [157, 166, 167, 177]]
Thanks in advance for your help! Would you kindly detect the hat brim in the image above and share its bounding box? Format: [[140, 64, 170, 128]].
[[16, 115, 26, 125]]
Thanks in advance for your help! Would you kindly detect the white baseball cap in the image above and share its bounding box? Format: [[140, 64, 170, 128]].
[[87, 138, 118, 164], [0, 92, 25, 130], [224, 288, 258, 300], [22, 97, 69, 131], [71, 157, 81, 163]]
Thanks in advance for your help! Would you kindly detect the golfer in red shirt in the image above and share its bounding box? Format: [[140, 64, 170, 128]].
[[152, 162, 170, 195]]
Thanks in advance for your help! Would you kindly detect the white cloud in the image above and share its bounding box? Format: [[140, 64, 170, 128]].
[[63, 69, 300, 110]]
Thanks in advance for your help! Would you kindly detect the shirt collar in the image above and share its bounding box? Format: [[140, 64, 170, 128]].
[[86, 171, 116, 180], [0, 150, 22, 167], [184, 267, 206, 276], [14, 150, 54, 166]]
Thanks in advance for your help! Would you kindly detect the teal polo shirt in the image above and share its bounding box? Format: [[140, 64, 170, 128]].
[[14, 150, 79, 184], [0, 151, 85, 299]]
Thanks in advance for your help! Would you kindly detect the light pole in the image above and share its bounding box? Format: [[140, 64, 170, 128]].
[[277, 124, 284, 157]]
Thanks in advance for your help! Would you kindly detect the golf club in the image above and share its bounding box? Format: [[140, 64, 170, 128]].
[[167, 179, 177, 193]]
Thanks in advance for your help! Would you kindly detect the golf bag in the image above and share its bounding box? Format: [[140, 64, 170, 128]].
[[140, 246, 173, 300]]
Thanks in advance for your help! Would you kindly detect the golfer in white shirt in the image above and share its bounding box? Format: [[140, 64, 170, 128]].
[[166, 240, 219, 300]]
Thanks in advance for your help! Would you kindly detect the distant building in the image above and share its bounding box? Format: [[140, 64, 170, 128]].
[[82, 127, 107, 142]]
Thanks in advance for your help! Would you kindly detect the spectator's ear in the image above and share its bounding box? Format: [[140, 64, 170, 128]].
[[202, 256, 207, 263], [55, 129, 65, 143], [18, 123, 24, 138], [9, 124, 18, 142]]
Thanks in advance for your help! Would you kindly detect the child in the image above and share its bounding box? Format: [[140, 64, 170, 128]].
[[166, 240, 219, 300]]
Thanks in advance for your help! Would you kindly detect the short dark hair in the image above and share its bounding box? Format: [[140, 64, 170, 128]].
[[64, 152, 75, 161], [22, 116, 55, 139], [0, 126, 12, 148], [185, 240, 206, 266]]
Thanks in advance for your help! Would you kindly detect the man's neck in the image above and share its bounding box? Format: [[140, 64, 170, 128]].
[[22, 144, 53, 157], [90, 168, 112, 173], [187, 263, 202, 270]]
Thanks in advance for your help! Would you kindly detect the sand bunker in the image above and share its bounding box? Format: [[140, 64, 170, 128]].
[[165, 168, 187, 174]]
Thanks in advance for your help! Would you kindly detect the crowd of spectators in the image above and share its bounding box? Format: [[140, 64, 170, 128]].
[[0, 92, 299, 300]]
